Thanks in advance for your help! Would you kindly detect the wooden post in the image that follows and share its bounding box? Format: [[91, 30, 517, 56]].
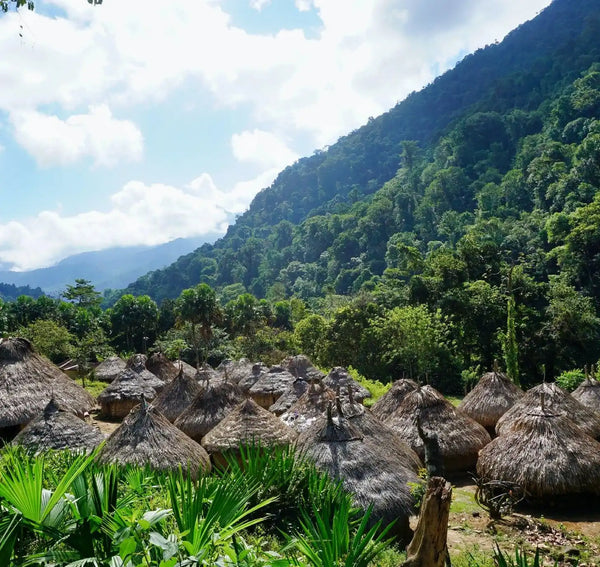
[[402, 476, 452, 567]]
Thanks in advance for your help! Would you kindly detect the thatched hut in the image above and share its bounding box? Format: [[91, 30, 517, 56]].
[[297, 405, 421, 544], [174, 381, 245, 443], [248, 365, 297, 408], [280, 354, 325, 382], [216, 358, 254, 384], [152, 368, 203, 422], [572, 374, 600, 414], [280, 380, 337, 432], [195, 362, 221, 385], [97, 398, 211, 477], [146, 352, 178, 383], [237, 362, 269, 393], [126, 354, 165, 392], [173, 359, 197, 380], [97, 369, 159, 419], [370, 378, 418, 421], [323, 367, 371, 402], [385, 385, 491, 473], [201, 398, 298, 467], [0, 337, 95, 437], [13, 398, 104, 454], [94, 356, 126, 383], [458, 366, 524, 433], [495, 382, 600, 439], [269, 378, 310, 415], [477, 405, 600, 500]]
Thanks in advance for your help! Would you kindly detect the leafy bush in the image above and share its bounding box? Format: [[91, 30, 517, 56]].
[[555, 369, 585, 392]]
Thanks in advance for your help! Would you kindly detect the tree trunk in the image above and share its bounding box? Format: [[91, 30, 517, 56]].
[[402, 476, 452, 567]]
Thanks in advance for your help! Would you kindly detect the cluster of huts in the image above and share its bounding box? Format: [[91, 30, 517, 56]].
[[2, 336, 600, 544]]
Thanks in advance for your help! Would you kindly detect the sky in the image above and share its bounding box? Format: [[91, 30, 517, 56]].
[[0, 0, 553, 272]]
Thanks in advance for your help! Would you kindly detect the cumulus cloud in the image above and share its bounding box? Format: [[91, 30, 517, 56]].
[[231, 129, 298, 169], [10, 105, 143, 167]]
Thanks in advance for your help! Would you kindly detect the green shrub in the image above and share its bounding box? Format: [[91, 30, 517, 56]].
[[555, 369, 585, 392]]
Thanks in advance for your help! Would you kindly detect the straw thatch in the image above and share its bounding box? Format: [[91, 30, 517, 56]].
[[201, 398, 298, 465], [458, 368, 524, 431], [13, 398, 105, 454], [495, 382, 600, 439], [323, 367, 371, 402], [280, 380, 337, 432], [174, 381, 245, 443], [269, 378, 310, 415], [126, 354, 165, 392], [297, 406, 421, 544], [385, 385, 491, 473], [146, 352, 178, 383], [97, 398, 211, 477], [280, 354, 325, 382], [216, 358, 254, 384], [173, 359, 197, 380], [94, 356, 126, 383], [237, 362, 270, 393], [370, 378, 419, 421], [195, 362, 222, 385], [97, 369, 159, 418], [152, 368, 203, 422], [572, 376, 600, 414], [0, 337, 95, 432], [477, 406, 600, 500], [248, 365, 297, 408]]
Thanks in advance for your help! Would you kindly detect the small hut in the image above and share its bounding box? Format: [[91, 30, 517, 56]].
[[237, 362, 269, 393], [297, 405, 421, 544], [0, 337, 95, 437], [201, 398, 298, 467], [280, 354, 325, 382], [495, 382, 600, 439], [280, 380, 337, 432], [458, 365, 524, 433], [248, 365, 297, 408], [269, 378, 310, 415], [195, 362, 221, 385], [323, 367, 371, 403], [572, 371, 600, 414], [13, 398, 105, 454], [477, 405, 600, 500], [146, 352, 178, 383], [152, 368, 203, 422], [97, 369, 159, 419], [174, 381, 245, 443], [216, 358, 254, 384], [126, 354, 165, 392], [370, 378, 418, 421], [173, 360, 197, 380], [94, 356, 126, 383], [385, 385, 491, 473], [97, 398, 211, 477]]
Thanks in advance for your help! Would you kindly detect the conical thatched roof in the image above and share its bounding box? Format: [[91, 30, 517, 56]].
[[280, 380, 337, 432], [195, 362, 222, 385], [323, 367, 371, 402], [297, 406, 420, 544], [370, 378, 418, 421], [94, 356, 126, 383], [269, 378, 310, 415], [174, 381, 245, 443], [97, 369, 159, 418], [458, 368, 524, 430], [572, 376, 600, 414], [96, 399, 211, 477], [280, 354, 325, 382], [152, 368, 203, 422], [13, 398, 105, 454], [173, 359, 197, 380], [249, 365, 297, 408], [216, 358, 254, 384], [477, 406, 600, 499], [0, 337, 95, 430], [384, 385, 491, 473], [495, 382, 600, 439], [126, 354, 165, 392], [146, 352, 178, 383], [201, 398, 298, 455], [237, 362, 269, 393]]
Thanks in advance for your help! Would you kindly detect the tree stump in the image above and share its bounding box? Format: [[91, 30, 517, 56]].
[[402, 476, 452, 567]]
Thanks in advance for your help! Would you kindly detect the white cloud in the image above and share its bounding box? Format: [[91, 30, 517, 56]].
[[250, 0, 271, 11], [231, 129, 298, 169], [10, 104, 143, 167]]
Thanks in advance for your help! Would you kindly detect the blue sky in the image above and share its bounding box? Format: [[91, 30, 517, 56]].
[[0, 0, 552, 271]]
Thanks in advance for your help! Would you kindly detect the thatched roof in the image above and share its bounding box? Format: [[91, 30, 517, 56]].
[[97, 369, 159, 418], [216, 358, 254, 384], [370, 378, 418, 421], [280, 380, 337, 432], [0, 337, 95, 429], [269, 378, 310, 415], [477, 406, 600, 499], [280, 354, 325, 381], [126, 354, 165, 392], [146, 352, 178, 383], [201, 398, 298, 454], [495, 382, 600, 439], [195, 362, 222, 385], [297, 406, 420, 544], [323, 367, 371, 402], [572, 377, 600, 414], [152, 368, 203, 422], [173, 359, 197, 380], [384, 385, 491, 473], [174, 381, 245, 443], [12, 398, 105, 453], [458, 368, 524, 429], [237, 362, 270, 393], [96, 398, 211, 477], [94, 356, 126, 383], [248, 365, 297, 408]]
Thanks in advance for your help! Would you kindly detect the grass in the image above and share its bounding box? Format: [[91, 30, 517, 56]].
[[78, 375, 108, 398]]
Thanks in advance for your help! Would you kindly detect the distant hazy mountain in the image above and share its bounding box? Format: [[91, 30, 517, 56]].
[[0, 235, 218, 295]]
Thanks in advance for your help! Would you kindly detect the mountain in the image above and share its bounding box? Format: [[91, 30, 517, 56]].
[[0, 235, 217, 295], [111, 0, 600, 305]]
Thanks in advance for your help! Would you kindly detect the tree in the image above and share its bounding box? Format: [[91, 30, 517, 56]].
[[108, 294, 159, 354], [62, 279, 102, 309], [19, 319, 74, 363]]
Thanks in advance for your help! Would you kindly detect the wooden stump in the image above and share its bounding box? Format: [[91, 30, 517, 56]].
[[402, 476, 452, 567]]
